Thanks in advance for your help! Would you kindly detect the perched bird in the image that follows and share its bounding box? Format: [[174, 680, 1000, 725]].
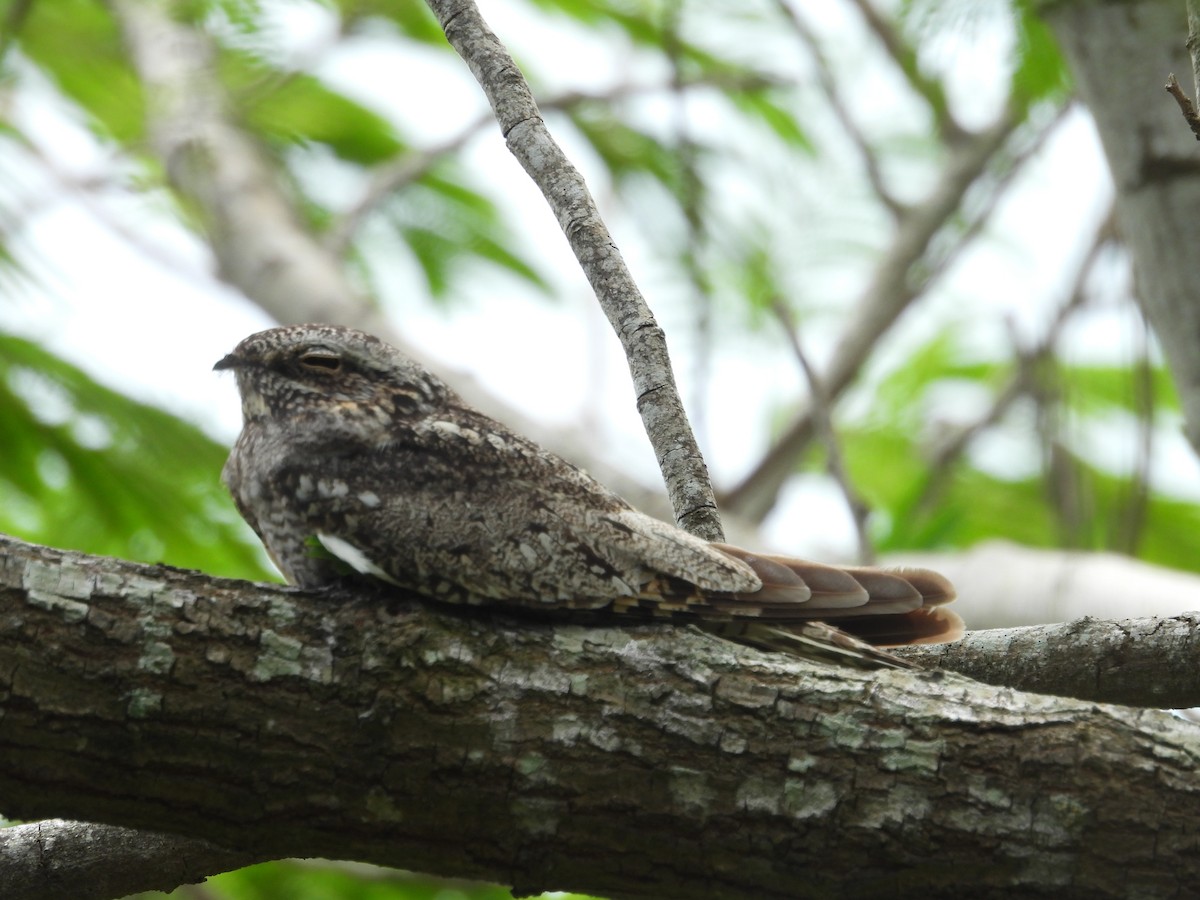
[[216, 324, 962, 669]]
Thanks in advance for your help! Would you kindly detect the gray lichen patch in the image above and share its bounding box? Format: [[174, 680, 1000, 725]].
[[718, 730, 748, 754], [252, 629, 334, 683], [23, 559, 95, 600], [668, 766, 717, 813], [365, 786, 405, 823], [515, 751, 551, 780], [264, 595, 298, 626], [26, 590, 89, 623], [736, 774, 782, 814], [509, 795, 563, 837], [852, 783, 931, 828], [115, 574, 170, 602], [714, 674, 779, 709], [126, 687, 163, 719], [879, 738, 945, 774], [1031, 792, 1090, 845], [786, 751, 817, 773], [812, 710, 870, 750], [138, 641, 176, 675], [783, 778, 838, 820]]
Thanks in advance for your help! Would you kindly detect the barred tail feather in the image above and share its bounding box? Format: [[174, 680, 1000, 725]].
[[699, 545, 963, 667], [832, 607, 965, 647]]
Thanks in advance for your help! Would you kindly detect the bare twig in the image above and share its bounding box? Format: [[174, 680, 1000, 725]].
[[771, 298, 875, 563], [899, 612, 1200, 708], [107, 0, 677, 519], [1188, 0, 1200, 114], [774, 0, 903, 216], [845, 0, 963, 141], [1165, 73, 1200, 140], [425, 0, 725, 541], [1114, 313, 1155, 555], [911, 207, 1114, 516], [324, 113, 490, 256], [920, 104, 1071, 284]]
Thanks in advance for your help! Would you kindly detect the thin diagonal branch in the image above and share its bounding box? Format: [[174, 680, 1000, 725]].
[[106, 0, 686, 525], [425, 0, 725, 541], [324, 111, 492, 256]]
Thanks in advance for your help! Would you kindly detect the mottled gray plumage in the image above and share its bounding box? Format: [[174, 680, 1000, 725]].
[[217, 325, 962, 669]]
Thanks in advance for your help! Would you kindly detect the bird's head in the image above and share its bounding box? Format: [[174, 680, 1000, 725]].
[[215, 324, 449, 441]]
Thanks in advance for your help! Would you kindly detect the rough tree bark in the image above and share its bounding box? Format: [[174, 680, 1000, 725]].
[[3, 533, 1200, 900], [1042, 0, 1200, 458]]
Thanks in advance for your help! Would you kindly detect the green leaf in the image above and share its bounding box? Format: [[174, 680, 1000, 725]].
[[14, 0, 145, 143], [728, 90, 813, 152], [569, 109, 683, 193], [219, 52, 406, 164], [1010, 0, 1072, 109], [386, 168, 551, 298], [1058, 363, 1179, 416], [190, 858, 599, 900], [0, 334, 272, 581], [334, 0, 447, 46]]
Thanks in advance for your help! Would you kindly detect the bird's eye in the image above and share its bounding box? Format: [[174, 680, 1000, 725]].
[[299, 352, 342, 373]]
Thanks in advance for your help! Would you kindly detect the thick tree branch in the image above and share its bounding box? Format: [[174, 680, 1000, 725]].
[[4, 533, 1200, 899], [425, 0, 724, 542], [1043, 1, 1200, 459], [0, 819, 255, 900], [899, 614, 1200, 708]]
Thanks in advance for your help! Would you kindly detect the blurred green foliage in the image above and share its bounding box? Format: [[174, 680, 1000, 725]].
[[0, 334, 271, 580], [132, 860, 596, 900], [2, 0, 1198, 898]]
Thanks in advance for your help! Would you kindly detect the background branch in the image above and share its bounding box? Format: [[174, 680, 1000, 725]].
[[898, 613, 1200, 707], [723, 107, 1022, 522], [1045, 1, 1200, 459], [771, 298, 875, 563]]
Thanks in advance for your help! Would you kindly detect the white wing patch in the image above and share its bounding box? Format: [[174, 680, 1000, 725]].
[[317, 533, 402, 586]]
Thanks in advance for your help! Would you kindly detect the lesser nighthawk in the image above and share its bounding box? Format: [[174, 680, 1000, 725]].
[[216, 324, 962, 668]]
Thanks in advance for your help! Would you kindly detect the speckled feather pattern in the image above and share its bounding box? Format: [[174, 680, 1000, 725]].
[[217, 325, 962, 669]]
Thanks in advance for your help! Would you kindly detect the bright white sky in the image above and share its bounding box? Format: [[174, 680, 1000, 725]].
[[5, 0, 1196, 560]]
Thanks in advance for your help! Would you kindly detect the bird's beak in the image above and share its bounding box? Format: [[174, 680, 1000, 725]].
[[213, 353, 242, 371]]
